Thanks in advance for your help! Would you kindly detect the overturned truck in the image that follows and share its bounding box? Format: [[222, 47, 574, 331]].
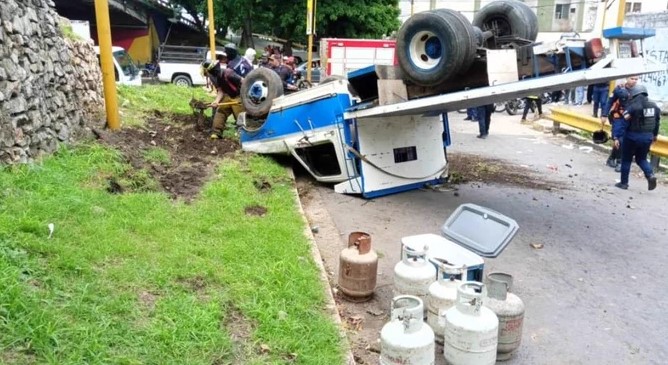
[[236, 0, 664, 198]]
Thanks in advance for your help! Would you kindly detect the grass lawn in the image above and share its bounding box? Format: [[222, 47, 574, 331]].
[[0, 85, 345, 364], [661, 116, 668, 137]]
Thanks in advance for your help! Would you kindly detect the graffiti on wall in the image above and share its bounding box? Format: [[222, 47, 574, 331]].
[[639, 28, 668, 103]]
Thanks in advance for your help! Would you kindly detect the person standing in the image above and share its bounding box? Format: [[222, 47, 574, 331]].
[[591, 82, 609, 117], [476, 104, 495, 139], [601, 76, 638, 170], [225, 43, 252, 78], [520, 95, 544, 124], [203, 54, 245, 139], [615, 85, 660, 191]]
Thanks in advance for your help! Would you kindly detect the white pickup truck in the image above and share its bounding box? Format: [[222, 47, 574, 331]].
[[156, 45, 225, 87]]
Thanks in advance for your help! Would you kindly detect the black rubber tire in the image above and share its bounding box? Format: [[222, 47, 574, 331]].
[[432, 9, 477, 75], [241, 68, 284, 118], [505, 98, 525, 115], [296, 79, 312, 90], [472, 0, 538, 45], [172, 75, 192, 87], [472, 26, 485, 48], [396, 11, 471, 86]]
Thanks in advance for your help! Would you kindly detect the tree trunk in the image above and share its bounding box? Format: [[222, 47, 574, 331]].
[[240, 15, 254, 49], [283, 40, 293, 56]]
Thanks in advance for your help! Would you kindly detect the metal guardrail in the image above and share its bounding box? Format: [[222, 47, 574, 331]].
[[549, 107, 668, 160]]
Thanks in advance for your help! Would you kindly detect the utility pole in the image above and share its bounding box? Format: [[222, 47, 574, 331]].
[[207, 0, 216, 60], [608, 0, 627, 94], [93, 0, 120, 130], [306, 0, 316, 82]]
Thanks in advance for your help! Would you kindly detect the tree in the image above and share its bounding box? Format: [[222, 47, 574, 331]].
[[168, 0, 401, 49]]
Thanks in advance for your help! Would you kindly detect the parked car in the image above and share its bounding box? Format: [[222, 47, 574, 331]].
[[296, 58, 322, 83], [156, 45, 225, 87]]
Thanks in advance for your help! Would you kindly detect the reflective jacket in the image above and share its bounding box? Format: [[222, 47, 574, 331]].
[[602, 85, 632, 119]]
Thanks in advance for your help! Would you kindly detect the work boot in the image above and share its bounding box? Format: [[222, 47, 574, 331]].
[[606, 157, 616, 168], [648, 175, 657, 191], [464, 117, 472, 121], [615, 182, 629, 190]]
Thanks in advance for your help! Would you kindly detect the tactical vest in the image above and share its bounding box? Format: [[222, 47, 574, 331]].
[[628, 99, 658, 134]]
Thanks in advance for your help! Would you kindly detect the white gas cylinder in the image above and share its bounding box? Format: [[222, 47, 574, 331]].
[[443, 282, 499, 365], [427, 261, 466, 344], [484, 272, 525, 361], [380, 295, 435, 365], [394, 245, 436, 317]]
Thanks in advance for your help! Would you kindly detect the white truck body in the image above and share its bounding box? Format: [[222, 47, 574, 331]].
[[157, 48, 226, 87], [94, 46, 142, 86]]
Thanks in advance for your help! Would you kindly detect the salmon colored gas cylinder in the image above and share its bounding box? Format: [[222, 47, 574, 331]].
[[484, 272, 525, 361], [380, 295, 435, 365], [427, 261, 466, 344], [338, 232, 378, 301], [443, 282, 499, 365]]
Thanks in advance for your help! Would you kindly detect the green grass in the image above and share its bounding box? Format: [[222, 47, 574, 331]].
[[0, 146, 344, 364], [142, 147, 171, 166], [118, 85, 211, 127], [661, 116, 667, 137]]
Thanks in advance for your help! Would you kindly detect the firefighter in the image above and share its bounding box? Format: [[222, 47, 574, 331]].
[[600, 76, 638, 171], [614, 85, 661, 191]]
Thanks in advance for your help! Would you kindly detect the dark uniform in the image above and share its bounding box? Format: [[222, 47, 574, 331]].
[[615, 85, 660, 191], [476, 104, 495, 138], [591, 82, 609, 118]]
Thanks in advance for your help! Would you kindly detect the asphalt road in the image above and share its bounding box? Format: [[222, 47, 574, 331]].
[[299, 108, 668, 365]]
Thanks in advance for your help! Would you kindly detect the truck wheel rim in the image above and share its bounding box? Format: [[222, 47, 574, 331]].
[[175, 79, 188, 86], [248, 81, 268, 104], [409, 31, 442, 71]]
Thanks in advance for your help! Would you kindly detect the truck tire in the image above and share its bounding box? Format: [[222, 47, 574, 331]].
[[396, 11, 472, 87], [432, 9, 476, 74], [472, 0, 538, 46], [172, 75, 192, 87], [241, 67, 284, 118]]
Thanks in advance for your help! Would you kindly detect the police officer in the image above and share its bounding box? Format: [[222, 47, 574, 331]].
[[601, 76, 638, 170], [614, 85, 661, 191]]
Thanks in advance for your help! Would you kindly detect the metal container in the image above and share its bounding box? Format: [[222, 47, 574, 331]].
[[394, 245, 436, 317], [338, 231, 378, 301], [427, 261, 466, 344], [484, 272, 525, 361], [443, 282, 499, 365], [380, 295, 435, 365]]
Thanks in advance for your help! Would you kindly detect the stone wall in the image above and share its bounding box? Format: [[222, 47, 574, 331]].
[[0, 0, 104, 164]]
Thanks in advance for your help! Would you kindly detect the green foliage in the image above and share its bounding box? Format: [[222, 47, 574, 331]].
[[59, 23, 84, 41], [0, 146, 344, 364], [661, 116, 667, 137], [170, 0, 400, 47]]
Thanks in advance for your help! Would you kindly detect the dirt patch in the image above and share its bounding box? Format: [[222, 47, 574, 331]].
[[220, 307, 262, 365], [138, 290, 159, 312], [176, 275, 208, 298], [447, 153, 566, 191], [97, 111, 239, 201], [244, 205, 267, 217]]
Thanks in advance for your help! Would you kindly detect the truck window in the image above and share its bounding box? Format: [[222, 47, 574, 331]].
[[96, 55, 119, 81], [113, 49, 139, 77]]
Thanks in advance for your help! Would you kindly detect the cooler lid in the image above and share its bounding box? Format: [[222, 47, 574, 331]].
[[441, 203, 519, 258], [401, 233, 484, 267]]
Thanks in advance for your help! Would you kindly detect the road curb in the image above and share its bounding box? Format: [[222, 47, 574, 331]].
[[286, 167, 357, 365]]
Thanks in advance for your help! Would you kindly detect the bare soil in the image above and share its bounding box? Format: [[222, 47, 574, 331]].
[[97, 110, 239, 201]]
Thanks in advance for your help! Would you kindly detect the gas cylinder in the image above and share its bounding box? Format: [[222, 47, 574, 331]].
[[338, 232, 378, 301], [443, 282, 499, 365], [484, 272, 525, 361], [380, 295, 435, 365], [426, 261, 466, 344], [393, 245, 436, 317]]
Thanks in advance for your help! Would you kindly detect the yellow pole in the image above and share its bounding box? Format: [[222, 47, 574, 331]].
[[306, 0, 314, 82], [608, 0, 627, 95], [94, 0, 120, 130], [411, 0, 415, 16], [207, 0, 216, 60]]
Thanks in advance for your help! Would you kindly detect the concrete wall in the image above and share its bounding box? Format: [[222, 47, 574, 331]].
[[0, 0, 104, 164]]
